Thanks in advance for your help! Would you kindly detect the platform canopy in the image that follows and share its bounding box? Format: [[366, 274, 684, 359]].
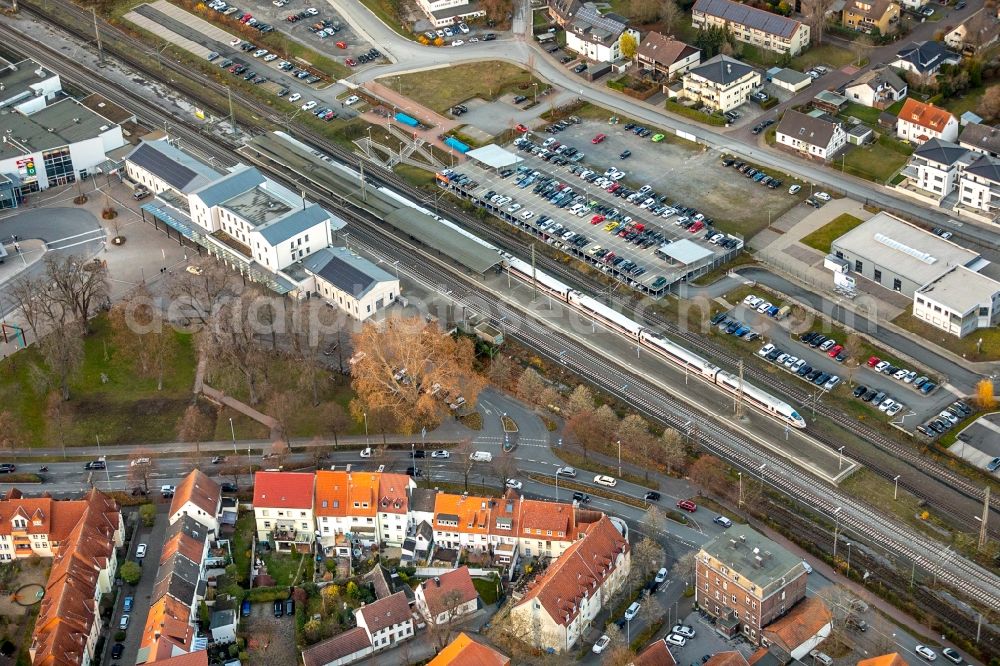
[[465, 144, 522, 169], [658, 239, 713, 265], [384, 209, 500, 274]]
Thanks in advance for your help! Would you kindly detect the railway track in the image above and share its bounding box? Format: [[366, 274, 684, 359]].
[[6, 3, 1000, 616]]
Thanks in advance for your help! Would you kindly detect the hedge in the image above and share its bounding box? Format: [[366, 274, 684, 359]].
[[665, 100, 727, 126], [243, 586, 291, 603]]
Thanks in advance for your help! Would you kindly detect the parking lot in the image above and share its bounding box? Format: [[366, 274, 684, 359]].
[[244, 600, 299, 666]]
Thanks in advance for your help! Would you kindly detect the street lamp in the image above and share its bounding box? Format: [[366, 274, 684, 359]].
[[617, 440, 622, 478], [846, 542, 853, 576], [893, 475, 900, 500], [837, 446, 845, 471], [737, 471, 743, 508], [832, 507, 842, 562], [364, 412, 370, 449]]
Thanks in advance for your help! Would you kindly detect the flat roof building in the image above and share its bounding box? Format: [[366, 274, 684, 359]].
[[830, 212, 984, 296], [0, 58, 61, 114], [914, 265, 1000, 337]]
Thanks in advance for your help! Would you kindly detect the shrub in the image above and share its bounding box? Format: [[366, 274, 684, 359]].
[[119, 561, 141, 585], [139, 504, 156, 527]]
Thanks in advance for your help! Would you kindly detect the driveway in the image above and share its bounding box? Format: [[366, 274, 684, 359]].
[[245, 601, 300, 666]]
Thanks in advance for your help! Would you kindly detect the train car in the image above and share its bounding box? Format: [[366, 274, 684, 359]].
[[715, 371, 806, 429], [640, 331, 720, 380], [503, 254, 573, 300], [570, 292, 645, 338]]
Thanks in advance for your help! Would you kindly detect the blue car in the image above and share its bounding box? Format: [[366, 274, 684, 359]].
[[241, 599, 251, 617], [920, 381, 937, 394], [124, 596, 134, 612], [767, 306, 780, 317], [734, 325, 750, 337]]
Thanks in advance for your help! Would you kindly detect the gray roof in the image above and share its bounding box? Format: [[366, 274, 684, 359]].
[[0, 98, 120, 161], [688, 54, 756, 86], [210, 608, 236, 630], [693, 0, 803, 38], [772, 68, 811, 86], [410, 489, 437, 513], [832, 212, 981, 285], [126, 139, 221, 193], [964, 152, 1000, 182], [164, 514, 210, 545], [569, 4, 629, 43], [914, 138, 971, 166], [415, 520, 434, 544], [776, 109, 842, 148], [895, 41, 960, 74], [960, 122, 1000, 155], [814, 90, 849, 108], [0, 59, 55, 108], [847, 124, 873, 137], [303, 246, 396, 299], [701, 524, 805, 595], [916, 265, 1000, 314], [192, 166, 265, 207], [383, 208, 500, 274], [845, 66, 906, 93], [302, 628, 371, 666], [153, 553, 201, 606], [258, 204, 331, 244]]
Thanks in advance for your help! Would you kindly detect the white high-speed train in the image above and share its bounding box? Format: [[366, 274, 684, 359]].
[[502, 254, 807, 429]]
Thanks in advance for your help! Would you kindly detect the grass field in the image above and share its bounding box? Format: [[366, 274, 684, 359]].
[[801, 213, 864, 253], [385, 62, 549, 114], [472, 577, 500, 604], [892, 310, 1000, 362], [841, 103, 883, 126], [0, 315, 197, 448], [792, 44, 859, 70], [840, 136, 912, 183], [942, 87, 985, 118]]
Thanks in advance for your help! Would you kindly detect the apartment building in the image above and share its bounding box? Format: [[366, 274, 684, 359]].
[[433, 492, 492, 552], [695, 524, 808, 644], [415, 566, 480, 625], [509, 515, 631, 653], [253, 471, 316, 550], [516, 498, 578, 559], [25, 490, 124, 666], [637, 32, 701, 79], [898, 138, 974, 201], [959, 121, 1000, 157], [564, 4, 638, 63], [355, 591, 414, 651], [957, 152, 1000, 218], [692, 0, 810, 55], [897, 98, 959, 145], [841, 0, 899, 34], [429, 633, 510, 666], [776, 110, 847, 160], [376, 473, 413, 547], [168, 469, 221, 535], [681, 55, 761, 113]]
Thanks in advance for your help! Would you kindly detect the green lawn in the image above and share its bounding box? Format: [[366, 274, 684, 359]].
[[231, 513, 254, 585], [261, 549, 305, 587], [893, 310, 1000, 362], [801, 213, 864, 253], [942, 87, 985, 118], [472, 577, 500, 604], [384, 63, 549, 114], [840, 136, 912, 183], [884, 98, 907, 116], [841, 102, 883, 125], [394, 163, 436, 188], [357, 0, 418, 40], [792, 44, 859, 70], [0, 315, 197, 447]]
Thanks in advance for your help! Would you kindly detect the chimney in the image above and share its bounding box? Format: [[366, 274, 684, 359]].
[[727, 64, 732, 74], [434, 576, 441, 587]]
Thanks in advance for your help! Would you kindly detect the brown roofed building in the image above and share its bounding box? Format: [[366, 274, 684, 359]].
[[841, 0, 899, 35], [415, 565, 480, 625], [705, 652, 751, 666], [509, 515, 630, 653], [517, 498, 578, 558], [355, 591, 414, 651], [145, 652, 208, 666], [429, 633, 511, 666], [632, 638, 677, 666], [301, 627, 373, 666], [858, 654, 910, 666], [776, 110, 848, 160], [897, 99, 959, 145], [169, 469, 221, 534], [636, 32, 701, 79], [762, 596, 832, 660]]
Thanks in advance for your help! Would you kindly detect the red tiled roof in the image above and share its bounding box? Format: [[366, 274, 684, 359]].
[[419, 566, 479, 617], [763, 597, 832, 652], [169, 470, 220, 521], [632, 639, 676, 666], [147, 652, 208, 666], [858, 654, 910, 666], [377, 473, 412, 515], [898, 98, 954, 132], [705, 652, 750, 666], [514, 515, 629, 626], [302, 627, 371, 666], [429, 633, 510, 666], [357, 591, 411, 634], [518, 498, 576, 538], [253, 471, 315, 509]]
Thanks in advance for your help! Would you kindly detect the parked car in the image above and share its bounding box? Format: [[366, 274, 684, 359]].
[[119, 615, 130, 630], [124, 596, 134, 612], [556, 466, 577, 477], [135, 543, 147, 559], [431, 450, 450, 459], [593, 635, 611, 654], [677, 499, 697, 512], [673, 625, 696, 638], [594, 475, 617, 487], [111, 644, 125, 660], [665, 634, 687, 647], [624, 601, 640, 621], [714, 515, 733, 528], [915, 645, 937, 661]]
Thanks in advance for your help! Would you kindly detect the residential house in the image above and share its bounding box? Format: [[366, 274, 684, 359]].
[[26, 490, 123, 666], [301, 628, 373, 666], [314, 471, 385, 549], [363, 565, 415, 605], [899, 138, 974, 200], [209, 610, 237, 645], [944, 9, 999, 53], [428, 633, 511, 666], [813, 90, 849, 115], [692, 0, 811, 55], [695, 524, 808, 644], [914, 264, 1000, 337], [487, 490, 521, 569], [843, 67, 907, 109], [411, 0, 484, 28], [896, 98, 959, 144], [958, 151, 1000, 217], [377, 474, 415, 547], [632, 639, 677, 666], [410, 488, 437, 526], [704, 652, 751, 666], [433, 492, 491, 552], [636, 32, 701, 79], [515, 497, 578, 559], [959, 121, 1000, 157], [168, 469, 221, 535], [890, 41, 961, 82], [681, 55, 761, 113], [253, 471, 316, 550], [841, 0, 899, 34], [355, 591, 414, 652], [564, 4, 638, 63], [761, 597, 833, 660], [858, 655, 911, 666], [302, 247, 400, 322], [547, 0, 581, 27], [775, 110, 848, 160], [414, 566, 480, 625], [509, 515, 631, 653], [149, 653, 208, 666]]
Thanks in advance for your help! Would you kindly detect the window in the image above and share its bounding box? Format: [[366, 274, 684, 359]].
[[874, 269, 881, 283], [893, 278, 902, 291], [980, 306, 989, 316], [43, 146, 75, 187], [855, 259, 863, 272]]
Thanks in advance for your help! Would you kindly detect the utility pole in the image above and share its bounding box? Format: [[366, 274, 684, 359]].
[[92, 7, 104, 64], [227, 87, 237, 135], [531, 243, 537, 301], [359, 160, 367, 202], [734, 360, 745, 420], [979, 485, 990, 551]]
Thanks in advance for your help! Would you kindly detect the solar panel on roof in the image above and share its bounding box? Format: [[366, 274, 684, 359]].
[[318, 256, 377, 298], [129, 143, 198, 190], [695, 0, 799, 38]]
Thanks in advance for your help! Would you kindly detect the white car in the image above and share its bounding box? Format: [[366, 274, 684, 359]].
[[791, 359, 806, 373], [783, 355, 798, 368], [878, 399, 895, 413], [229, 37, 242, 46], [915, 645, 937, 662], [520, 210, 535, 220], [505, 479, 523, 490], [801, 560, 813, 574], [430, 450, 450, 459], [305, 6, 318, 14], [469, 36, 479, 42], [119, 615, 130, 630], [623, 601, 640, 621], [654, 567, 668, 583], [815, 192, 831, 201], [556, 466, 577, 477], [344, 95, 360, 105], [886, 402, 903, 416], [253, 49, 268, 58], [874, 361, 890, 373], [903, 371, 917, 383], [788, 184, 801, 195], [263, 54, 278, 61], [592, 635, 611, 654], [458, 21, 470, 33], [665, 634, 687, 647], [893, 368, 909, 380], [288, 93, 302, 103], [776, 353, 789, 365], [939, 411, 959, 424], [302, 100, 317, 111], [672, 625, 696, 638], [594, 475, 617, 487], [161, 485, 176, 495], [452, 39, 465, 46], [130, 457, 150, 467], [758, 343, 775, 357], [135, 543, 147, 558], [360, 447, 372, 458], [756, 301, 772, 314], [823, 375, 841, 391]]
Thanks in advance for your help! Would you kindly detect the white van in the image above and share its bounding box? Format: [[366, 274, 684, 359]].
[[470, 451, 492, 463]]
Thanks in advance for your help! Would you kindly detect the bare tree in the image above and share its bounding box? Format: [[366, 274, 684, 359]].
[[659, 428, 687, 476], [201, 290, 269, 405], [127, 448, 158, 493], [45, 392, 70, 458], [492, 454, 520, 489], [637, 592, 666, 631], [567, 404, 618, 459], [167, 259, 240, 327], [538, 385, 563, 412], [563, 384, 594, 419], [629, 537, 665, 588], [454, 438, 476, 492], [424, 589, 465, 649], [176, 402, 213, 459], [109, 284, 170, 390], [5, 273, 52, 338], [516, 367, 545, 404], [323, 402, 350, 449], [801, 0, 835, 45], [641, 505, 667, 539], [267, 390, 297, 443], [842, 334, 864, 385], [38, 321, 85, 400], [44, 254, 109, 335], [487, 353, 514, 389], [617, 414, 652, 479], [688, 454, 728, 496], [351, 316, 485, 433], [297, 356, 327, 407], [660, 0, 682, 35], [0, 411, 21, 461], [628, 0, 661, 23], [977, 84, 1000, 122], [673, 551, 698, 587]]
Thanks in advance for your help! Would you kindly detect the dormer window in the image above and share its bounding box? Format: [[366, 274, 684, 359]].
[[12, 518, 25, 529]]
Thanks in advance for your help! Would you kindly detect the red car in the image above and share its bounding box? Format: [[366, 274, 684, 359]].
[[286, 14, 300, 21], [336, 41, 347, 48], [240, 13, 253, 22], [607, 182, 621, 193], [592, 133, 606, 144], [677, 499, 698, 512], [689, 221, 704, 233], [828, 344, 844, 358], [866, 356, 880, 367], [591, 214, 605, 225], [515, 123, 529, 133], [345, 58, 357, 66]]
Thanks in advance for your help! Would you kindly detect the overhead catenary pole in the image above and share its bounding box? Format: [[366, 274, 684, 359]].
[[92, 7, 103, 64], [734, 360, 745, 419], [227, 87, 237, 135], [979, 486, 990, 551], [531, 243, 537, 301]]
